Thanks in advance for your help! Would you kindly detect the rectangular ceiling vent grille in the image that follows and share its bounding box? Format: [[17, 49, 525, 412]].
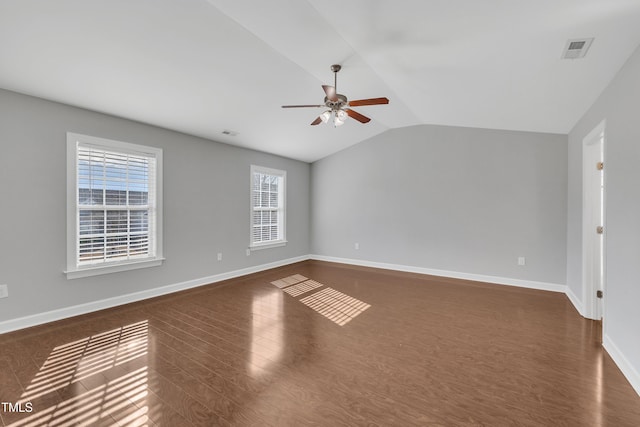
[[562, 38, 594, 59]]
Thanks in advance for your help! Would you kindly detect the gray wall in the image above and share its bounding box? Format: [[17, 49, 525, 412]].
[[0, 88, 310, 322], [311, 124, 567, 285], [567, 45, 640, 379]]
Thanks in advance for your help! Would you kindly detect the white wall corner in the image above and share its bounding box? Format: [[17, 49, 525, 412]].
[[564, 286, 584, 316], [603, 334, 640, 397]]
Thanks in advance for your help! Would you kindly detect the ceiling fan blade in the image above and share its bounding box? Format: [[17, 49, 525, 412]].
[[322, 85, 338, 102], [310, 116, 323, 125], [282, 104, 324, 108], [346, 108, 371, 124], [348, 97, 389, 107]]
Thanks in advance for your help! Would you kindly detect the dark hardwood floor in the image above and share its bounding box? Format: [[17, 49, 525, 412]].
[[1, 260, 639, 426]]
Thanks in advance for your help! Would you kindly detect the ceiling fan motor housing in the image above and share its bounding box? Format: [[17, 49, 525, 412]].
[[325, 94, 348, 110]]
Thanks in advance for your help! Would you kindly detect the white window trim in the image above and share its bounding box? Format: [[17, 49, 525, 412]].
[[65, 132, 164, 279], [250, 240, 288, 251], [249, 165, 287, 250]]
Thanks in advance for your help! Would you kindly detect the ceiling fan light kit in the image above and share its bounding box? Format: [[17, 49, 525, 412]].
[[282, 64, 389, 127], [320, 110, 331, 123], [334, 109, 347, 127]]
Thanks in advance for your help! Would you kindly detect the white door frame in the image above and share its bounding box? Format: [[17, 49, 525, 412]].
[[582, 120, 606, 321]]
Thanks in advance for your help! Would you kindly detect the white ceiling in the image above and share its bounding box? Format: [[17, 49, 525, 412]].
[[1, 0, 640, 162]]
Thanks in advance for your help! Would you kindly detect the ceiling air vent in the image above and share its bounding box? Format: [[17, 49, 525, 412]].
[[562, 38, 594, 59]]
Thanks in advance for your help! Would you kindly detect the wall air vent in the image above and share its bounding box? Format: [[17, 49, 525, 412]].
[[562, 38, 594, 59]]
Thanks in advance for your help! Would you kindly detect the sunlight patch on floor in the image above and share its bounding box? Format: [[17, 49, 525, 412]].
[[9, 321, 151, 427], [282, 279, 323, 297], [269, 275, 370, 326], [10, 367, 149, 427], [300, 287, 371, 326], [20, 321, 148, 403], [270, 274, 308, 289]]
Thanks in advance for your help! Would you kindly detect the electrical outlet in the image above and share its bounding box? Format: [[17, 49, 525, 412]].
[[354, 243, 360, 250], [217, 253, 223, 261], [518, 257, 526, 266], [0, 284, 8, 299], [246, 249, 251, 256]]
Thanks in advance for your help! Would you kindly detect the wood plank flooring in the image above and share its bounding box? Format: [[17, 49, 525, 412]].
[[1, 260, 639, 426]]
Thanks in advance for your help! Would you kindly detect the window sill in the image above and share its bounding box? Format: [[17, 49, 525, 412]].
[[249, 241, 287, 251], [65, 257, 165, 279]]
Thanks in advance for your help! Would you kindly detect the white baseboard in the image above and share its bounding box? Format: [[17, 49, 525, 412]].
[[0, 255, 309, 334], [564, 286, 584, 316], [603, 334, 640, 397], [310, 255, 567, 293]]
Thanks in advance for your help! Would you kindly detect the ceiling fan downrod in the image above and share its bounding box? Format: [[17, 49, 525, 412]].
[[331, 64, 341, 92]]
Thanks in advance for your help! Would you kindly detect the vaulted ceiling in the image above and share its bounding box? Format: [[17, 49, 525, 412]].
[[2, 0, 640, 162]]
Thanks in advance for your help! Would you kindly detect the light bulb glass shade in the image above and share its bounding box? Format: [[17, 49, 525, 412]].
[[334, 109, 347, 126], [320, 110, 331, 123]]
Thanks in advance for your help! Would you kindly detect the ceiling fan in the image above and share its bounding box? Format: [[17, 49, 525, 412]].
[[282, 64, 389, 126]]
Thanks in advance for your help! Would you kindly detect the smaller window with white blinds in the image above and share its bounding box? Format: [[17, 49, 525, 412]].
[[66, 133, 163, 279], [250, 165, 286, 249]]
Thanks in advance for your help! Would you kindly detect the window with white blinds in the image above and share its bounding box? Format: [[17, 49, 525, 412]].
[[250, 165, 286, 249], [66, 133, 163, 278]]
